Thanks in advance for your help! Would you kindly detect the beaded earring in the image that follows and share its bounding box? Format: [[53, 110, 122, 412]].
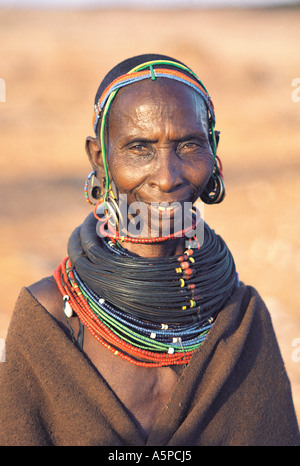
[[84, 171, 103, 205]]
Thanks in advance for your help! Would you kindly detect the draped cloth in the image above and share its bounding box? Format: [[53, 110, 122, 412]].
[[0, 283, 299, 446]]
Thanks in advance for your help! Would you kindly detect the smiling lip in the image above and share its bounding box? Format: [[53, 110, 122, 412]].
[[158, 205, 177, 211], [143, 200, 193, 218], [151, 202, 181, 213]]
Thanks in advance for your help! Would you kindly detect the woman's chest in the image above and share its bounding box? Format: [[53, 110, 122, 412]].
[[83, 331, 180, 437]]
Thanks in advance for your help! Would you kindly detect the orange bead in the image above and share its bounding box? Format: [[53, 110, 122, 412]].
[[181, 261, 190, 270]]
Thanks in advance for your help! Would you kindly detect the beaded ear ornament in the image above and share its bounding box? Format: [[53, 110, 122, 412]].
[[84, 170, 102, 205]]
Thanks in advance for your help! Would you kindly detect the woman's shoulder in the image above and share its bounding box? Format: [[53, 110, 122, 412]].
[[5, 278, 67, 356], [27, 276, 64, 323]]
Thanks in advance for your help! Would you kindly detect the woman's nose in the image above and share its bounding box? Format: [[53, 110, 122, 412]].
[[147, 151, 184, 193]]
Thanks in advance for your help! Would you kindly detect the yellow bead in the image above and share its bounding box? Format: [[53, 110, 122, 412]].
[[175, 267, 182, 273], [179, 278, 185, 287], [189, 257, 195, 263], [182, 305, 187, 310]]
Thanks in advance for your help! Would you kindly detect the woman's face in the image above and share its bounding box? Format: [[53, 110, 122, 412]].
[[102, 78, 214, 235]]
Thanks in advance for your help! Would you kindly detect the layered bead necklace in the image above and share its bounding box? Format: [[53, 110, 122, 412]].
[[53, 215, 238, 367]]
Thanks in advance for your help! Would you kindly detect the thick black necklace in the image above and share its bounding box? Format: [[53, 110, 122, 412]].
[[68, 213, 238, 326]]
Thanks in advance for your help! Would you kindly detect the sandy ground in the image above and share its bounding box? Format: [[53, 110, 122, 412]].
[[0, 6, 299, 428]]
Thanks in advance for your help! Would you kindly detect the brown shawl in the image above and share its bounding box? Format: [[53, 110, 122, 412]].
[[0, 283, 299, 446]]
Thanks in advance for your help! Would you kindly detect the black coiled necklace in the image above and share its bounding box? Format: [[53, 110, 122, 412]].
[[68, 213, 238, 326]]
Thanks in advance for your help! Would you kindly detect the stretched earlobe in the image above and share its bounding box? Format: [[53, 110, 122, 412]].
[[84, 170, 104, 205], [84, 136, 108, 204], [200, 156, 225, 205]]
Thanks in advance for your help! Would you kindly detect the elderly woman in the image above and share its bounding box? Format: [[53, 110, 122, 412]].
[[0, 54, 299, 447]]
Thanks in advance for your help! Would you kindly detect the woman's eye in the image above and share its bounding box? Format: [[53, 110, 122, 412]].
[[128, 143, 151, 155], [179, 139, 209, 154], [183, 142, 198, 149], [179, 141, 200, 152], [131, 144, 146, 150]]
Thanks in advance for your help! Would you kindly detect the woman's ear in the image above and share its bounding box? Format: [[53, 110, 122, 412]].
[[85, 136, 103, 173], [208, 130, 220, 153]]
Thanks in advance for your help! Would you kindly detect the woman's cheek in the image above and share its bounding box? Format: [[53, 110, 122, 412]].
[[109, 152, 150, 194], [110, 165, 143, 196]]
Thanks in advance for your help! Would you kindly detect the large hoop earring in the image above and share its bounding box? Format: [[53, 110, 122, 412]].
[[84, 171, 103, 205], [200, 157, 225, 205]]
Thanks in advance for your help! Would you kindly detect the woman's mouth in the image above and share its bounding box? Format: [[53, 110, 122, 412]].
[[150, 201, 182, 218]]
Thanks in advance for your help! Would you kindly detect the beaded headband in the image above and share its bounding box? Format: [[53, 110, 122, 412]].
[[93, 60, 217, 201]]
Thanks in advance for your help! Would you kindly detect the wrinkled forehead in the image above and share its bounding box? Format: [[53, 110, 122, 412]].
[[107, 78, 209, 129]]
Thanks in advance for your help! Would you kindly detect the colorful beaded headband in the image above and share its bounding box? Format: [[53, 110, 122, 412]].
[[93, 60, 217, 201]]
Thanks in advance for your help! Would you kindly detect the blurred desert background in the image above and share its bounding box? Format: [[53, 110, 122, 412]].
[[0, 4, 299, 427]]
